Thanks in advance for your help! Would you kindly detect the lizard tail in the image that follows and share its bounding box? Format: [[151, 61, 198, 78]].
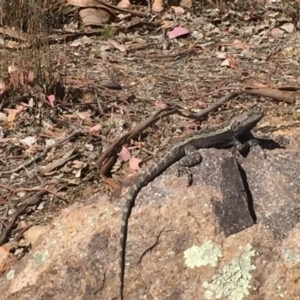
[[118, 149, 183, 299], [119, 201, 131, 300]]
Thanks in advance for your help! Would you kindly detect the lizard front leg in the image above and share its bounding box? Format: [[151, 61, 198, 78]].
[[178, 144, 202, 186], [231, 134, 258, 153]]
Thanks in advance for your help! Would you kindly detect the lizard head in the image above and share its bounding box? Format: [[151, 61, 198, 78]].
[[230, 111, 264, 136]]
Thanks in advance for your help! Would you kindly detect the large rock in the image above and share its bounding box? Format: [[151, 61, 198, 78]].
[[1, 136, 300, 299]]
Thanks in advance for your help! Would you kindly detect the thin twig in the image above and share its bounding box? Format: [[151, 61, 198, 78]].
[[0, 129, 81, 176], [178, 91, 244, 120], [0, 191, 46, 245], [0, 184, 69, 203]]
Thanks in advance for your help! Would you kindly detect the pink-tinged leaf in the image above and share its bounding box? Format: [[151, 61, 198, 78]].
[[0, 80, 5, 95], [270, 28, 284, 39], [16, 105, 26, 113], [89, 124, 102, 133], [221, 58, 230, 66], [75, 169, 82, 178], [216, 52, 227, 59], [127, 170, 140, 178], [129, 157, 142, 171], [72, 160, 85, 169], [154, 100, 167, 109], [56, 132, 69, 142], [117, 0, 132, 8], [4, 105, 24, 114], [171, 6, 185, 15], [117, 146, 131, 162], [0, 138, 11, 143], [28, 71, 35, 83], [168, 26, 190, 39], [231, 39, 250, 50], [25, 145, 39, 154], [48, 95, 55, 107], [194, 100, 207, 108], [183, 121, 199, 130]]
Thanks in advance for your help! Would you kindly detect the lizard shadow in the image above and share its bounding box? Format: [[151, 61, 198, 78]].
[[235, 133, 284, 224], [238, 132, 285, 157], [237, 163, 257, 223]]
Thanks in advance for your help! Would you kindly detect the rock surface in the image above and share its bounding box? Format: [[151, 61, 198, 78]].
[[1, 132, 300, 299]]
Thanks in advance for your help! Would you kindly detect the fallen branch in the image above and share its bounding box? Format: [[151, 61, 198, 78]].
[[96, 107, 179, 177]]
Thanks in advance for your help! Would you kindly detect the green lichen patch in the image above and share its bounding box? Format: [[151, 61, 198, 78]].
[[184, 241, 223, 268], [203, 244, 256, 300]]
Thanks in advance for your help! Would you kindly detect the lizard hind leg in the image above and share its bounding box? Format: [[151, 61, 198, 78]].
[[178, 144, 203, 186]]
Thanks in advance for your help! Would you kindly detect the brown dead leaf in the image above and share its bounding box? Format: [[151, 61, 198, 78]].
[[180, 0, 192, 7], [76, 111, 92, 120], [8, 70, 35, 88], [67, 0, 110, 7], [106, 39, 127, 52], [89, 124, 102, 133], [0, 80, 5, 95], [161, 20, 172, 29], [0, 27, 29, 41], [183, 120, 200, 130], [24, 145, 41, 155], [105, 177, 119, 190], [72, 160, 86, 169], [280, 23, 294, 33], [79, 8, 113, 26], [6, 110, 17, 124], [216, 52, 227, 59], [117, 0, 132, 9], [43, 149, 77, 174], [152, 0, 164, 12], [70, 36, 94, 47], [0, 246, 18, 276]]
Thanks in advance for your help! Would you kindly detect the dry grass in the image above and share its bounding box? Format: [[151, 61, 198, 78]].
[[0, 0, 65, 87]]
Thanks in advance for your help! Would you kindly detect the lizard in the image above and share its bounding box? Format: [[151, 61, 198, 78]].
[[119, 110, 264, 300]]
